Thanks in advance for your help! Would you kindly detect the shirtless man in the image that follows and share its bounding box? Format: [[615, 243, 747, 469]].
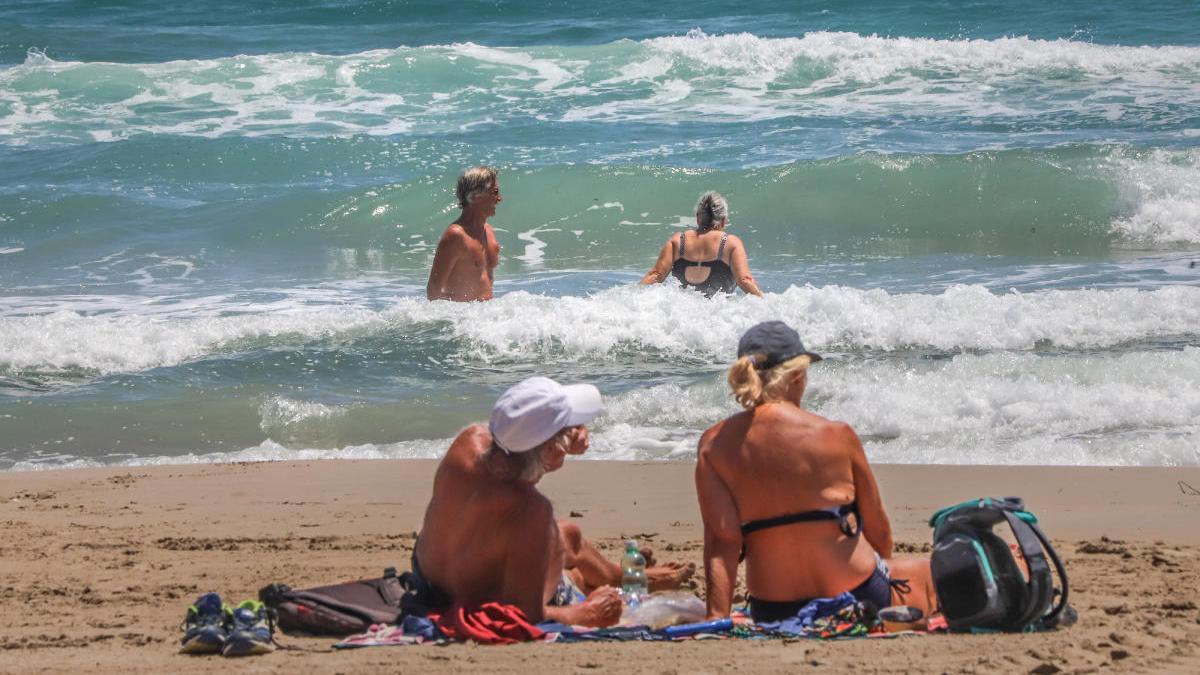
[[426, 166, 502, 301], [409, 377, 694, 627]]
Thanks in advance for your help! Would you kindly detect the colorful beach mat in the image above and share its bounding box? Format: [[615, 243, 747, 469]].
[[332, 595, 942, 649]]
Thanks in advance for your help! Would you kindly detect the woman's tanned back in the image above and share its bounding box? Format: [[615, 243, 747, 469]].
[[700, 402, 887, 602]]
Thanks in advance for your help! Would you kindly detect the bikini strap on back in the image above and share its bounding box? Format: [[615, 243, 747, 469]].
[[678, 231, 686, 260], [717, 233, 729, 261]]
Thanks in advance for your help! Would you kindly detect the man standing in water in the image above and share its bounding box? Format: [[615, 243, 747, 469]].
[[426, 166, 502, 301]]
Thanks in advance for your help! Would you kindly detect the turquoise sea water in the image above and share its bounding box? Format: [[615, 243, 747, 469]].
[[2, 1, 1199, 469]]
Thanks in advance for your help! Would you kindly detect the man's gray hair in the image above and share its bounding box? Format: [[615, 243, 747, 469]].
[[480, 429, 569, 483], [457, 166, 499, 209], [696, 191, 728, 232]]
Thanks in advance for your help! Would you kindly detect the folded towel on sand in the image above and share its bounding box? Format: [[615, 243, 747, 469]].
[[433, 603, 546, 645], [334, 603, 545, 648]]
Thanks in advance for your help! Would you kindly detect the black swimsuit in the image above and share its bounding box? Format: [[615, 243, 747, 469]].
[[740, 502, 863, 559], [399, 549, 452, 617], [671, 232, 735, 297], [739, 502, 909, 617]]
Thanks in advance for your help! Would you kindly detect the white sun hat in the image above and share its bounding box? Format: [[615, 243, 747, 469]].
[[488, 376, 603, 454]]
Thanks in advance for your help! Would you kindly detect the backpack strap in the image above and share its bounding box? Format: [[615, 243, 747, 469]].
[[931, 496, 1027, 537], [1007, 512, 1069, 628]]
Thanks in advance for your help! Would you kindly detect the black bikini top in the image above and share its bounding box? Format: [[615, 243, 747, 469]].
[[670, 232, 735, 297], [741, 502, 862, 539]]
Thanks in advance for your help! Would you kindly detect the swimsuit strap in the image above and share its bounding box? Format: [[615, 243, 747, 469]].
[[741, 502, 861, 538], [717, 233, 728, 262], [678, 231, 686, 260], [738, 502, 860, 563]]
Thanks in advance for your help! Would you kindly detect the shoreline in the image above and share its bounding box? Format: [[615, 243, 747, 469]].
[[2, 460, 1198, 672]]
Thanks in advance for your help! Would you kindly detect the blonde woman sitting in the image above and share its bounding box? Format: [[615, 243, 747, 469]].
[[695, 321, 935, 621]]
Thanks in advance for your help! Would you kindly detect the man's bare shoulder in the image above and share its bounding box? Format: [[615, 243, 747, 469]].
[[438, 223, 471, 244], [457, 422, 490, 441], [443, 423, 491, 467], [517, 488, 553, 518], [485, 478, 554, 529]]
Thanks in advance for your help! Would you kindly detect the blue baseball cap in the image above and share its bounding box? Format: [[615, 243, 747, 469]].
[[736, 321, 823, 370]]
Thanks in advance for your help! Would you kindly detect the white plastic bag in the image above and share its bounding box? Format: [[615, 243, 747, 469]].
[[620, 591, 706, 629]]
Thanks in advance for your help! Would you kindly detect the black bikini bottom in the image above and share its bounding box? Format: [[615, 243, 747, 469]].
[[747, 555, 909, 622]]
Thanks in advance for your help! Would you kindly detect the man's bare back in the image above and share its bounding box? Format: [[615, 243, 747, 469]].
[[427, 168, 502, 302], [417, 425, 562, 612], [412, 377, 694, 627]]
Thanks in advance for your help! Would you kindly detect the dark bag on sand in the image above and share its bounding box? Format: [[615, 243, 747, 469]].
[[259, 567, 408, 636], [929, 497, 1070, 632]]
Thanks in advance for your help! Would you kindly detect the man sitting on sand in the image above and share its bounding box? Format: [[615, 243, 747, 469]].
[[426, 166, 502, 301], [409, 376, 695, 627]]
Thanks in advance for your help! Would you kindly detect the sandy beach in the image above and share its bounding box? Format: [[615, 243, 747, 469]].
[[1, 460, 1198, 673]]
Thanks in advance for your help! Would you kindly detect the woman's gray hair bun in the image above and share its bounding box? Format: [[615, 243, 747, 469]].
[[696, 191, 728, 232]]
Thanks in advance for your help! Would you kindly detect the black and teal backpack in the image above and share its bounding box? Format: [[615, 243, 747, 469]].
[[929, 497, 1069, 632]]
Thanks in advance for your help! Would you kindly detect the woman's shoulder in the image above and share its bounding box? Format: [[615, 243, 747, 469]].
[[760, 404, 851, 432], [698, 410, 752, 452]]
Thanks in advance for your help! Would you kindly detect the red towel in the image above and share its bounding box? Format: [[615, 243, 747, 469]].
[[430, 603, 547, 645]]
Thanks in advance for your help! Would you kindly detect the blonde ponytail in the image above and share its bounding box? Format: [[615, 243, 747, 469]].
[[728, 355, 765, 409], [727, 354, 813, 409]]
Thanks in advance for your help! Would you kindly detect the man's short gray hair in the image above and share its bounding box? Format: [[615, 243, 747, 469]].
[[696, 191, 728, 232], [480, 429, 569, 483], [457, 166, 499, 208]]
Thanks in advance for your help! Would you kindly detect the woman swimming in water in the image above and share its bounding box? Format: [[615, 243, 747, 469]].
[[695, 321, 935, 621], [639, 192, 763, 297]]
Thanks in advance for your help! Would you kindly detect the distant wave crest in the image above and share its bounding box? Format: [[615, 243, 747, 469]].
[[3, 32, 1199, 143]]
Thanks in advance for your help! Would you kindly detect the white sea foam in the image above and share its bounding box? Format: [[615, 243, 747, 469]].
[[831, 348, 1200, 466], [589, 349, 1200, 466], [515, 226, 558, 266], [1106, 147, 1200, 244], [3, 283, 1199, 376], [450, 42, 577, 93], [650, 29, 1200, 85], [259, 395, 349, 432], [586, 202, 625, 212], [565, 30, 1200, 123], [4, 32, 1200, 142], [9, 347, 1199, 470], [0, 306, 385, 375], [430, 283, 1200, 360], [8, 437, 451, 472]]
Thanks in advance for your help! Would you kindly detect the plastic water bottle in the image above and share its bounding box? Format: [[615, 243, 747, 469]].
[[620, 539, 648, 604]]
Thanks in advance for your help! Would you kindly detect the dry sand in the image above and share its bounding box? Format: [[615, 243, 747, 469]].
[[2, 460, 1199, 673]]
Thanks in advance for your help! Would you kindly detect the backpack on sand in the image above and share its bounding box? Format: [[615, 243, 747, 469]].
[[929, 497, 1070, 632], [259, 567, 407, 636]]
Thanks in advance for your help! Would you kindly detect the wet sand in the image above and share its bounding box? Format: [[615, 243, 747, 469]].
[[2, 460, 1199, 673]]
